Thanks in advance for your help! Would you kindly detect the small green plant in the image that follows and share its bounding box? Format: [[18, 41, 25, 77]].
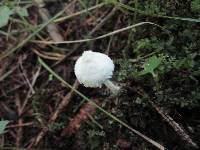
[[133, 37, 166, 56], [139, 56, 161, 77], [0, 120, 9, 134], [0, 4, 28, 28], [191, 0, 200, 13], [134, 38, 152, 54], [144, 1, 166, 15], [0, 6, 13, 28], [48, 122, 65, 132]]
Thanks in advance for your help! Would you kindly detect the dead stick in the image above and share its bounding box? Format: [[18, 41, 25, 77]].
[[132, 87, 198, 149], [15, 95, 23, 147], [148, 100, 198, 149], [7, 122, 33, 128]]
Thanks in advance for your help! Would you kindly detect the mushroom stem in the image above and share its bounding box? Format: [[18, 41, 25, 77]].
[[104, 80, 120, 95]]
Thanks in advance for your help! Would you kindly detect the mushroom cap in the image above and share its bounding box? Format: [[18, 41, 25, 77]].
[[74, 51, 114, 88]]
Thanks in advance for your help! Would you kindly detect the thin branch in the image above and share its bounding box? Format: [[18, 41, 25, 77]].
[[133, 87, 199, 149], [15, 95, 23, 147], [19, 60, 35, 94], [149, 100, 199, 149], [21, 65, 41, 113], [7, 122, 33, 128]]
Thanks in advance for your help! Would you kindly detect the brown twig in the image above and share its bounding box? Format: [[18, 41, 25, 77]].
[[133, 87, 199, 149], [89, 0, 128, 39], [89, 6, 119, 50], [19, 58, 35, 94], [105, 15, 122, 55], [20, 63, 41, 113], [148, 99, 199, 149], [28, 80, 79, 148], [0, 135, 5, 147], [15, 94, 23, 147], [7, 122, 33, 128]]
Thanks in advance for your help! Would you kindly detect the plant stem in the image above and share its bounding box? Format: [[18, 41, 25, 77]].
[[104, 80, 120, 95]]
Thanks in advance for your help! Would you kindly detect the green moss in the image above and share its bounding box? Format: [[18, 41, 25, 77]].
[[191, 0, 200, 14]]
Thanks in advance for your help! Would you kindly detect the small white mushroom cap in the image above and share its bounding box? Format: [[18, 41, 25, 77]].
[[74, 50, 114, 88]]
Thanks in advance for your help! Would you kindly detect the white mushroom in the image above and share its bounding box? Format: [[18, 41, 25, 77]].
[[74, 50, 120, 94]]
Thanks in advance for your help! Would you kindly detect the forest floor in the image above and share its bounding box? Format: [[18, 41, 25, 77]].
[[0, 0, 200, 150]]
